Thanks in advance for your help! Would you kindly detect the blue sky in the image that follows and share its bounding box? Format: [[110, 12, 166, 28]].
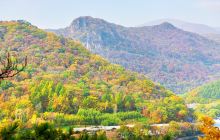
[[0, 0, 220, 29]]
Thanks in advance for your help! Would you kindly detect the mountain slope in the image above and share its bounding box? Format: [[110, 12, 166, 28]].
[[184, 80, 220, 104], [0, 20, 188, 124], [142, 19, 220, 35], [142, 19, 220, 44], [205, 33, 220, 44], [49, 16, 220, 94], [183, 80, 220, 118]]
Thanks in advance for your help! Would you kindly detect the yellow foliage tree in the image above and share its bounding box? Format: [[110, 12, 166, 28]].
[[199, 116, 220, 140]]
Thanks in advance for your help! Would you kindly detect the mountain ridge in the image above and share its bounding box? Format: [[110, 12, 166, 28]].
[[0, 20, 189, 124], [141, 18, 220, 35], [141, 19, 220, 44], [49, 16, 220, 94]]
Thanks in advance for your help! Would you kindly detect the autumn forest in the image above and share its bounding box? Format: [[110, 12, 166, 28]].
[[1, 0, 220, 139]]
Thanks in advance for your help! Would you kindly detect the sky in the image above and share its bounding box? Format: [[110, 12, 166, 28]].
[[0, 0, 220, 29]]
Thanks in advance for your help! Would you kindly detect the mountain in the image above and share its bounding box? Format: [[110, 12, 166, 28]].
[[205, 33, 220, 44], [142, 19, 220, 44], [142, 19, 220, 35], [0, 20, 188, 124], [49, 16, 220, 94]]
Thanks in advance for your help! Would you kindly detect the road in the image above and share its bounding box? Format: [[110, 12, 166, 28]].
[[73, 124, 170, 132]]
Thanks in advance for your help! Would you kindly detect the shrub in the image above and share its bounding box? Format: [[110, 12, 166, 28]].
[[101, 116, 121, 126], [116, 111, 142, 121], [0, 80, 14, 90], [0, 121, 19, 140]]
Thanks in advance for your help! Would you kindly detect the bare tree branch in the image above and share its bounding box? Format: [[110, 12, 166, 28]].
[[0, 52, 27, 81]]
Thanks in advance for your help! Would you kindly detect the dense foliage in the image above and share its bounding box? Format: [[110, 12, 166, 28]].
[[0, 121, 108, 140], [39, 110, 145, 126], [0, 21, 188, 127], [184, 80, 220, 118], [0, 121, 200, 140], [184, 80, 220, 104], [198, 116, 220, 140], [51, 16, 220, 94], [117, 121, 199, 140]]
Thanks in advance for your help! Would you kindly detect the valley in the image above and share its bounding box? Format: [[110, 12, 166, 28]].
[[0, 6, 220, 140]]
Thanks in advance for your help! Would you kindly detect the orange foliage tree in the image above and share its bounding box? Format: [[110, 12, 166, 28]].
[[199, 116, 220, 140]]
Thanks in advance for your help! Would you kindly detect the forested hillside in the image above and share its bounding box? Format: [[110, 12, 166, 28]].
[[50, 16, 220, 94], [0, 20, 188, 126], [184, 80, 220, 103], [184, 80, 220, 118]]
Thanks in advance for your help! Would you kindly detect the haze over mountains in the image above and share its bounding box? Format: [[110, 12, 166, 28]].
[[142, 19, 220, 43], [216, 28, 220, 32], [142, 19, 220, 35], [49, 16, 220, 94]]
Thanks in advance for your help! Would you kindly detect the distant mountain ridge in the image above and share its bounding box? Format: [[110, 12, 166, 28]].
[[142, 19, 220, 44], [141, 19, 220, 35], [49, 16, 220, 94]]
